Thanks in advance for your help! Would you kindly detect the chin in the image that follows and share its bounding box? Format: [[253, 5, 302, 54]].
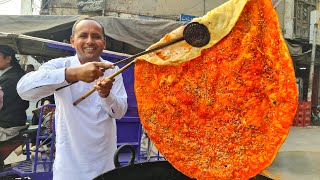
[[83, 55, 99, 61]]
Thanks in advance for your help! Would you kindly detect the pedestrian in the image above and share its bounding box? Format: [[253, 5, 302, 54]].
[[0, 45, 29, 170], [17, 17, 128, 179], [25, 64, 35, 73]]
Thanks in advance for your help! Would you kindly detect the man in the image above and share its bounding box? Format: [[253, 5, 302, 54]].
[[25, 64, 35, 73], [0, 45, 29, 169], [17, 18, 128, 179]]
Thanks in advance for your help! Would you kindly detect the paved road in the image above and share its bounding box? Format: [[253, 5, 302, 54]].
[[266, 126, 320, 180]]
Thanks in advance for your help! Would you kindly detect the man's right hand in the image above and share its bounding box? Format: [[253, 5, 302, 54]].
[[65, 62, 114, 83]]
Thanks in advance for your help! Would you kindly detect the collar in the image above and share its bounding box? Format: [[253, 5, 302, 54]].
[[74, 54, 106, 64], [0, 66, 12, 77]]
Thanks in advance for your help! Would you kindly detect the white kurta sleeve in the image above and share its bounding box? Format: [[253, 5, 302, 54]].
[[100, 69, 128, 119], [17, 58, 69, 102]]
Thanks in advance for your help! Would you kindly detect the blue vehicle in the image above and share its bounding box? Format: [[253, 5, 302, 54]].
[[0, 104, 56, 180]]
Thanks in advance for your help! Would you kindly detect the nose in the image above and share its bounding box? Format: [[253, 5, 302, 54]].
[[86, 35, 95, 44]]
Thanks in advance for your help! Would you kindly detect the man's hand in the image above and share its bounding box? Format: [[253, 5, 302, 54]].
[[94, 78, 115, 98], [65, 62, 114, 83]]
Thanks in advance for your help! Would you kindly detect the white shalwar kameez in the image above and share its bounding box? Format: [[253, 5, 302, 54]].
[[17, 55, 128, 180]]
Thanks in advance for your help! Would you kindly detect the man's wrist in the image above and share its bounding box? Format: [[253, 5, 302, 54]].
[[65, 67, 77, 83]]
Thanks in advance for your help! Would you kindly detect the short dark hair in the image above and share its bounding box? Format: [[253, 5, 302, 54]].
[[27, 64, 35, 69], [0, 45, 16, 57], [0, 45, 25, 74], [71, 17, 106, 38]]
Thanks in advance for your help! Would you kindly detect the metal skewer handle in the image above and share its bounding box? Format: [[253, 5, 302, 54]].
[[73, 59, 137, 106], [73, 22, 210, 106]]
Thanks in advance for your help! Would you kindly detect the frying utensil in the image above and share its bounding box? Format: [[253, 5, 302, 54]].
[[73, 22, 210, 106]]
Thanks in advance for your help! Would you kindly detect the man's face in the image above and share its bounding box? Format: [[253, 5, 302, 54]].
[[0, 52, 11, 70], [70, 20, 106, 63]]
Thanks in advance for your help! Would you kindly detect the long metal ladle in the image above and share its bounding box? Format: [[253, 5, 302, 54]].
[[72, 22, 210, 106]]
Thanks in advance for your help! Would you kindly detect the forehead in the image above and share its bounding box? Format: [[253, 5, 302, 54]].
[[74, 20, 104, 35]]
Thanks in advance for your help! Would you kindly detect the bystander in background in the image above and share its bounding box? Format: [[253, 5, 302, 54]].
[[0, 45, 29, 169], [25, 64, 35, 73]]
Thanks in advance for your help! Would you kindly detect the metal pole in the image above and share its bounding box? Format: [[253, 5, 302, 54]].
[[307, 23, 318, 101], [203, 0, 206, 15], [102, 0, 106, 16]]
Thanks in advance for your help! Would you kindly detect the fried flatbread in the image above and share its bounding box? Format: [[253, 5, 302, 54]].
[[134, 0, 298, 179]]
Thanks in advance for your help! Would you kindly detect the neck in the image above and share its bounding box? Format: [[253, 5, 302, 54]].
[[78, 57, 101, 64]]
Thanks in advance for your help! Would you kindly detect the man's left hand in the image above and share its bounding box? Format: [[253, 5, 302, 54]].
[[95, 78, 115, 98]]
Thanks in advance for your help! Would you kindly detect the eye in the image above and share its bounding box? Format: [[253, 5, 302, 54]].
[[78, 34, 88, 38], [92, 34, 103, 40]]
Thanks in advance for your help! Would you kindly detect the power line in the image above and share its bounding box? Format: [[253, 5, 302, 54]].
[[32, 0, 40, 9], [31, 0, 44, 14], [40, 0, 51, 10], [0, 0, 12, 5]]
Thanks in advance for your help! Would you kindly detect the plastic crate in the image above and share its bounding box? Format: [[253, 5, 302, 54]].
[[294, 117, 304, 127], [298, 101, 311, 110], [304, 117, 311, 126]]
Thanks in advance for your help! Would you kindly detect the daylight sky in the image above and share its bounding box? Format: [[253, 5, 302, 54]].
[[0, 0, 21, 15]]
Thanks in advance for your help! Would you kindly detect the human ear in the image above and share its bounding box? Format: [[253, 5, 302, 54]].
[[70, 36, 75, 48]]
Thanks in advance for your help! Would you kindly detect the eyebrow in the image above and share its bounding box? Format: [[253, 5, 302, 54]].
[[77, 32, 104, 38]]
